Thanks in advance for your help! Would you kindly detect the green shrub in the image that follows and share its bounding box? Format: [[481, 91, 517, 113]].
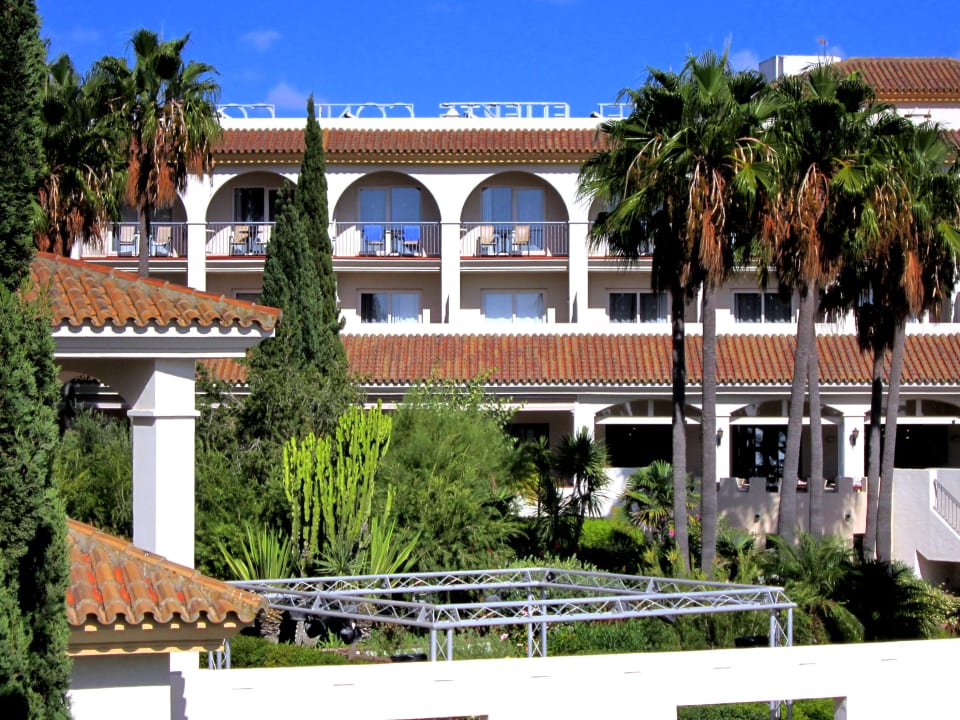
[[576, 517, 647, 574], [679, 699, 834, 720], [226, 634, 374, 668], [548, 617, 680, 656]]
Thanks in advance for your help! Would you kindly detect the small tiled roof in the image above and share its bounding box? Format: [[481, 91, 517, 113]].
[[203, 333, 960, 387], [833, 57, 960, 102], [217, 127, 604, 163], [28, 253, 280, 330], [66, 519, 266, 628]]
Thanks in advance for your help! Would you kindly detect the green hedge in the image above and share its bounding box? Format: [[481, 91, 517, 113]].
[[225, 634, 376, 668], [679, 699, 834, 720]]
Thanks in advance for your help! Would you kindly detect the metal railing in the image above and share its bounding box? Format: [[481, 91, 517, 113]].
[[75, 220, 587, 261], [79, 222, 188, 258], [933, 480, 960, 536], [206, 222, 273, 256], [460, 222, 569, 257], [332, 222, 442, 257]]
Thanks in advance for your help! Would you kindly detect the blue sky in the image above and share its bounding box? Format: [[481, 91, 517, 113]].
[[38, 0, 960, 118]]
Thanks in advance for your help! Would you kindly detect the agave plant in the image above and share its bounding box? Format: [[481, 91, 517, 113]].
[[218, 523, 298, 643]]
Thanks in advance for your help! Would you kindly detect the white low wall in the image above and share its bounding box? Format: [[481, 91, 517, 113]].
[[718, 476, 867, 538], [179, 639, 959, 719]]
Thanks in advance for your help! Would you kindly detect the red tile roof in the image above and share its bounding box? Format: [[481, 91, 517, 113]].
[[202, 333, 960, 387], [28, 253, 280, 330], [217, 127, 604, 163], [66, 519, 266, 628], [833, 57, 960, 102]]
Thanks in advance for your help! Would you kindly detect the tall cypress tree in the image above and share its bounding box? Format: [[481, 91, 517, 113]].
[[297, 95, 346, 369], [0, 0, 45, 288], [0, 2, 71, 715]]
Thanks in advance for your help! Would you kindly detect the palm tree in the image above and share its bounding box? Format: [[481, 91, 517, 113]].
[[853, 121, 960, 560], [664, 52, 775, 574], [554, 427, 610, 549], [620, 460, 698, 551], [36, 54, 124, 256], [759, 65, 885, 541], [762, 533, 863, 643], [93, 30, 220, 276], [580, 69, 694, 571], [579, 51, 774, 574]]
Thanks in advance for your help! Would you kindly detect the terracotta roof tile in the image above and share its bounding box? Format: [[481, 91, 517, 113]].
[[833, 57, 960, 101], [66, 520, 266, 628], [217, 127, 604, 162], [27, 253, 280, 331], [207, 332, 960, 387]]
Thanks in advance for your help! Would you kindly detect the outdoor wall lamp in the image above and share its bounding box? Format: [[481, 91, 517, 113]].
[[716, 428, 724, 446], [849, 427, 860, 447]]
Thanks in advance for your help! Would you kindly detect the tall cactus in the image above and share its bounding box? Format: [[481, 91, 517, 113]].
[[283, 403, 392, 575], [319, 404, 391, 558], [282, 431, 331, 569]]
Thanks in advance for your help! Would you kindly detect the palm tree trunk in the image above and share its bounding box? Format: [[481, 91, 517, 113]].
[[862, 350, 885, 561], [877, 324, 905, 562], [807, 293, 825, 537], [670, 280, 689, 574], [779, 284, 813, 544], [137, 203, 152, 277], [700, 285, 718, 575]]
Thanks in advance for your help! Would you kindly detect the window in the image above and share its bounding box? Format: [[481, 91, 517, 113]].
[[360, 291, 420, 323], [359, 187, 421, 223], [609, 292, 667, 323], [483, 291, 544, 324], [508, 423, 550, 444], [234, 291, 262, 304], [482, 187, 544, 250], [234, 188, 279, 223], [605, 425, 671, 467], [731, 426, 787, 479], [734, 292, 792, 323]]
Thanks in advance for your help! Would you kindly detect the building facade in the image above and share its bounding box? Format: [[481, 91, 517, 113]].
[[73, 57, 960, 576]]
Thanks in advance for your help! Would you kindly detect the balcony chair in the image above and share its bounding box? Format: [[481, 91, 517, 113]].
[[400, 225, 421, 256], [478, 224, 496, 255], [248, 225, 266, 255], [150, 226, 173, 257], [362, 224, 385, 255], [231, 225, 251, 255], [118, 229, 136, 257], [512, 224, 530, 255]]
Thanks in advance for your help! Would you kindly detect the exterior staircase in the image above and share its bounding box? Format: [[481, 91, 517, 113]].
[[933, 479, 960, 536]]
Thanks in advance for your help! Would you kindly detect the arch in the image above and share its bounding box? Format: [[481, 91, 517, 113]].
[[332, 171, 442, 256], [460, 171, 570, 256], [205, 170, 291, 256]]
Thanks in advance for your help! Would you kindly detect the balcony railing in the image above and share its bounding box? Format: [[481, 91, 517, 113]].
[[75, 220, 581, 261], [460, 222, 569, 257], [333, 222, 441, 257], [79, 222, 188, 258], [206, 222, 273, 256]]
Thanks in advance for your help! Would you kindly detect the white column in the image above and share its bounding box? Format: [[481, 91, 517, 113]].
[[566, 216, 589, 324], [840, 412, 867, 482], [181, 175, 211, 291], [115, 359, 199, 567], [715, 413, 732, 479], [440, 222, 461, 323], [571, 402, 600, 437]]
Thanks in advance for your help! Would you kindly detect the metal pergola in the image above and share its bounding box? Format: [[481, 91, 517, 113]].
[[232, 567, 796, 662]]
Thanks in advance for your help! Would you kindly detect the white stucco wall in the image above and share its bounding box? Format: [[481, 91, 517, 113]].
[[70, 654, 172, 720], [182, 639, 960, 719]]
